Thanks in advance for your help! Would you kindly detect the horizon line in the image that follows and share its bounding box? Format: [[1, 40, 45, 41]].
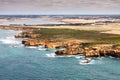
[[0, 14, 120, 16]]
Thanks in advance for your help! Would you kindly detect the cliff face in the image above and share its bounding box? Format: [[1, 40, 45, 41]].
[[55, 41, 84, 55], [45, 42, 63, 49], [14, 30, 120, 58], [15, 32, 41, 38], [21, 34, 120, 58], [22, 39, 64, 49], [22, 39, 39, 46], [55, 45, 120, 58]]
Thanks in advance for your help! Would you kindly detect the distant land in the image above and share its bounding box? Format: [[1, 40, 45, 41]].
[[0, 15, 120, 58], [0, 15, 120, 26]]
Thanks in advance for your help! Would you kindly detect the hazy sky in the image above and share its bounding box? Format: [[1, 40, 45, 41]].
[[0, 0, 120, 15]]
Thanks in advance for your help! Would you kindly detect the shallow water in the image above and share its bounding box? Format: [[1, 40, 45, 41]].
[[0, 29, 120, 80]]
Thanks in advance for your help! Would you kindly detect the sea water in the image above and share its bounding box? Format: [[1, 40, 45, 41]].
[[0, 29, 120, 80]]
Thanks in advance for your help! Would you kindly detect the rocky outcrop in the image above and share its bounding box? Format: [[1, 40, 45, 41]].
[[55, 44, 120, 58], [15, 31, 41, 38], [22, 39, 60, 47], [22, 39, 39, 46], [45, 42, 63, 49], [55, 41, 84, 55], [100, 48, 120, 58], [55, 48, 84, 56], [84, 47, 101, 57], [13, 28, 120, 58]]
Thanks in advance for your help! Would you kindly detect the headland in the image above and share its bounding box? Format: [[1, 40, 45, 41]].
[[0, 15, 120, 58]]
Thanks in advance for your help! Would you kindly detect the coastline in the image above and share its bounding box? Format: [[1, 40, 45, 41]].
[[0, 0, 120, 79], [0, 24, 120, 58]]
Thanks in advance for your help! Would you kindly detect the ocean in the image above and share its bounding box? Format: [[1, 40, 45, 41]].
[[0, 29, 120, 80]]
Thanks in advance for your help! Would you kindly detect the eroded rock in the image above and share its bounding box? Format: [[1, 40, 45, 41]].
[[15, 31, 41, 38]]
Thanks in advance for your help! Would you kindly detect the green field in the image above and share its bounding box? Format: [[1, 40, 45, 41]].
[[33, 28, 120, 45]]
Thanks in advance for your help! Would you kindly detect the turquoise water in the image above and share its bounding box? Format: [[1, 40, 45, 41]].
[[0, 29, 120, 80]]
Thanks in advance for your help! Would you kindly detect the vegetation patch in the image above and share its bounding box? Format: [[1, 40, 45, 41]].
[[33, 28, 120, 44]]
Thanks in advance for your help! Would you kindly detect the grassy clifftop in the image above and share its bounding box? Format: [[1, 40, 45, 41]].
[[33, 28, 120, 44]]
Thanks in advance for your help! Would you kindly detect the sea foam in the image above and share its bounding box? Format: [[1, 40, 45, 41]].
[[46, 53, 56, 57], [25, 46, 38, 49], [0, 36, 20, 44], [38, 46, 46, 51], [79, 59, 95, 65], [75, 55, 85, 59]]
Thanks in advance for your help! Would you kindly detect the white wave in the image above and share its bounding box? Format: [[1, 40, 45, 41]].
[[58, 55, 75, 58], [25, 46, 37, 49], [38, 46, 46, 51], [109, 56, 115, 59], [0, 36, 20, 44], [46, 53, 76, 58], [79, 58, 105, 65], [75, 55, 85, 59], [38, 48, 46, 51], [46, 53, 56, 58], [65, 55, 74, 57], [79, 59, 94, 65]]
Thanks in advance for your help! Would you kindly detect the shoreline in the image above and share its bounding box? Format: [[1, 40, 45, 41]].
[[0, 24, 120, 58]]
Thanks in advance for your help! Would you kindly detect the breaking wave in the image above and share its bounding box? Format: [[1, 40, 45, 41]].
[[46, 53, 56, 58], [0, 36, 21, 44]]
